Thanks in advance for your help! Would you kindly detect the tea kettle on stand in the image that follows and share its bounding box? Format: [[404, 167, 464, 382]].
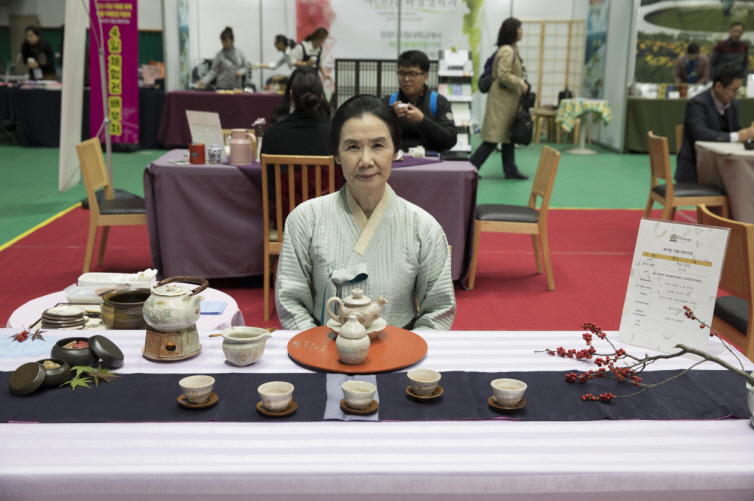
[[142, 276, 208, 361]]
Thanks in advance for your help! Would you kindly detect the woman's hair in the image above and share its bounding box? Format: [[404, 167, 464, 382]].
[[291, 69, 324, 114], [23, 26, 44, 48], [275, 34, 295, 49], [497, 18, 521, 46], [304, 27, 329, 42], [270, 67, 332, 123], [329, 95, 401, 157], [221, 26, 234, 42]]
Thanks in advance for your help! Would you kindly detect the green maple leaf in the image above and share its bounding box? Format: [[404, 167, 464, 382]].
[[60, 377, 92, 391], [71, 366, 94, 378]]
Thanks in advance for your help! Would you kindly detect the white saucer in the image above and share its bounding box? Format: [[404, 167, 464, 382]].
[[327, 317, 387, 339]]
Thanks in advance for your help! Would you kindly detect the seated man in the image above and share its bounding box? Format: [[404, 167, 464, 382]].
[[676, 64, 754, 183], [382, 50, 457, 152]]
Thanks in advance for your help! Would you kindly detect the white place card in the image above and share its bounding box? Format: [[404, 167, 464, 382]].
[[185, 110, 227, 163], [618, 218, 730, 354]]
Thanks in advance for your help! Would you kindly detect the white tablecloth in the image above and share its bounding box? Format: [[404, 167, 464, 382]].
[[695, 141, 754, 223], [5, 288, 245, 332], [1, 330, 753, 500]]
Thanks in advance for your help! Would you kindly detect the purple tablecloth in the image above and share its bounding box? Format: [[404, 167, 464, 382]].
[[156, 91, 283, 148], [144, 150, 478, 282]]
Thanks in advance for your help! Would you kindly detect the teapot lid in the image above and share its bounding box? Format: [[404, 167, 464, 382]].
[[152, 284, 190, 297], [343, 288, 371, 307]]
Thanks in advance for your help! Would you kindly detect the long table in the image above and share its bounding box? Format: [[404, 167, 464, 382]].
[[144, 150, 478, 282], [156, 91, 283, 148], [2, 86, 164, 148], [1, 329, 752, 500], [625, 96, 754, 153], [695, 141, 754, 224]]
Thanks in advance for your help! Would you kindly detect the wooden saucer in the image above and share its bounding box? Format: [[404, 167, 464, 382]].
[[256, 400, 297, 417], [177, 392, 219, 409], [406, 385, 444, 401], [340, 399, 379, 415], [488, 396, 526, 412]]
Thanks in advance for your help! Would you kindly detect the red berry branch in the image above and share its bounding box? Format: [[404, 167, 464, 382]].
[[537, 311, 754, 403]]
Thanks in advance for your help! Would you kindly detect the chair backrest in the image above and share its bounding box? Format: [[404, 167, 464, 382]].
[[260, 154, 336, 244], [75, 138, 112, 215], [529, 145, 560, 215], [675, 124, 683, 155], [697, 204, 754, 303], [647, 131, 674, 197]]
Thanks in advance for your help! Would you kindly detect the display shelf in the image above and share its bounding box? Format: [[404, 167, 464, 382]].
[[446, 95, 473, 102], [438, 70, 471, 77], [439, 49, 473, 160]]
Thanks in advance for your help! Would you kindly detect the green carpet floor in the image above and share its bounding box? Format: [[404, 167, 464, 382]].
[[0, 137, 676, 246]]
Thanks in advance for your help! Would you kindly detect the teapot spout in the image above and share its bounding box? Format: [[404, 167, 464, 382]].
[[377, 295, 388, 305]]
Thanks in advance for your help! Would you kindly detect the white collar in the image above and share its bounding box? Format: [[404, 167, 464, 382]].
[[346, 185, 390, 256]]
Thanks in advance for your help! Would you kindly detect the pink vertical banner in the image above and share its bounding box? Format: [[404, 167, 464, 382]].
[[89, 0, 138, 143]]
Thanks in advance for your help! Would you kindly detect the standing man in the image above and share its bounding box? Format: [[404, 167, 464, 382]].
[[673, 43, 710, 84], [710, 22, 749, 79], [676, 64, 754, 183], [382, 50, 457, 152]]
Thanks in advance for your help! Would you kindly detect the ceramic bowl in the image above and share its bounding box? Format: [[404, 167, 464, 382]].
[[102, 289, 150, 329], [37, 358, 71, 387], [221, 327, 272, 367], [258, 381, 294, 412], [407, 369, 441, 397], [179, 375, 215, 404], [50, 337, 98, 368], [491, 378, 527, 407], [341, 380, 377, 410]]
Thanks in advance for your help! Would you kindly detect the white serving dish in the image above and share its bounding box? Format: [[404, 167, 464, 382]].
[[78, 271, 157, 289]]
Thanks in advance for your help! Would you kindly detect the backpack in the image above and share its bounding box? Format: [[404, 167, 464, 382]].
[[477, 50, 497, 93], [389, 91, 438, 117]]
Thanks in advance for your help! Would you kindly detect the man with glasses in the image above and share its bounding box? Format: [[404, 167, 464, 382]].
[[676, 64, 754, 183], [382, 50, 457, 152]]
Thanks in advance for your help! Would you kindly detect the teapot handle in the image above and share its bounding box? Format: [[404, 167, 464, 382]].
[[154, 276, 209, 296], [325, 297, 343, 323]]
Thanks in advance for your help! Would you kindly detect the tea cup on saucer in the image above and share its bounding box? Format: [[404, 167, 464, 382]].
[[407, 369, 441, 397], [491, 378, 527, 407], [341, 380, 377, 410], [258, 381, 294, 412], [179, 375, 215, 404]]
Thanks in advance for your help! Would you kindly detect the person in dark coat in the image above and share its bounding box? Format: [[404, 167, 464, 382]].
[[382, 50, 457, 152], [261, 68, 338, 226], [710, 22, 748, 79], [676, 64, 754, 183], [21, 26, 56, 80]]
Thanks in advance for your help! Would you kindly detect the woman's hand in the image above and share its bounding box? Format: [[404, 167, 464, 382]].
[[521, 80, 529, 93], [196, 81, 205, 89], [27, 59, 39, 69], [236, 70, 243, 77]]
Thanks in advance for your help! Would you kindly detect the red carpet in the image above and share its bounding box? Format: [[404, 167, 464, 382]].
[[0, 207, 688, 331]]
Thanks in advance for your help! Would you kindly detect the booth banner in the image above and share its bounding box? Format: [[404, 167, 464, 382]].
[[89, 0, 139, 143], [583, 0, 609, 99]]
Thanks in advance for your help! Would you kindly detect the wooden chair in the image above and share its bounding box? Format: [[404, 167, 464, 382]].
[[75, 138, 147, 273], [468, 145, 560, 291], [675, 124, 683, 155], [260, 154, 336, 321], [697, 204, 754, 361], [532, 108, 557, 144], [644, 132, 728, 221]]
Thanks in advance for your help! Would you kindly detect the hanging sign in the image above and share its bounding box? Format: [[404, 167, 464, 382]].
[[89, 0, 139, 143]]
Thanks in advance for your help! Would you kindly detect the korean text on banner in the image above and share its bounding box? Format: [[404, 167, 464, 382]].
[[89, 0, 139, 143]]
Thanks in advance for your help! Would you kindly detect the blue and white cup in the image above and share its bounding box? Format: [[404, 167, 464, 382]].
[[207, 144, 222, 164]]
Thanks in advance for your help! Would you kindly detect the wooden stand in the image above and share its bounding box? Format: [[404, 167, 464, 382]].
[[143, 324, 201, 361]]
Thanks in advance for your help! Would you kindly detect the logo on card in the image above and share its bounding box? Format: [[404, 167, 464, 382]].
[[670, 234, 691, 243]]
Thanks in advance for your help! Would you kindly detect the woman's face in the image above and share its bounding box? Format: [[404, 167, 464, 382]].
[[26, 30, 39, 46], [222, 37, 233, 50], [274, 40, 286, 51], [312, 36, 326, 49], [336, 114, 397, 195], [516, 26, 523, 42]]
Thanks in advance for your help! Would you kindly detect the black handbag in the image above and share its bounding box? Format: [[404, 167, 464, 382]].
[[509, 91, 533, 146]]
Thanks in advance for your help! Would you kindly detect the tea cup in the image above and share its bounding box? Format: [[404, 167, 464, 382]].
[[491, 378, 527, 407], [341, 380, 377, 410], [407, 369, 441, 397], [179, 375, 215, 404], [258, 381, 294, 412]]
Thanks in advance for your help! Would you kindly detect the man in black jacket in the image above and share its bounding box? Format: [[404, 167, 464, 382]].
[[382, 51, 457, 152], [676, 64, 754, 183]]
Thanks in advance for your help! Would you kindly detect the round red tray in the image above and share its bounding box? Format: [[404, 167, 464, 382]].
[[287, 325, 427, 374]]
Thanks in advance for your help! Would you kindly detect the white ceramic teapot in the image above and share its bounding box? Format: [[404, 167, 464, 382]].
[[326, 288, 388, 328], [143, 276, 208, 333]]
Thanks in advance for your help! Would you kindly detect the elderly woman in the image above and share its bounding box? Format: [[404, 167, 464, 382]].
[[196, 27, 247, 89], [275, 95, 456, 331]]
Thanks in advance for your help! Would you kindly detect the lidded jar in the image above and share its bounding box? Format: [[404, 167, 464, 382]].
[[336, 314, 370, 365]]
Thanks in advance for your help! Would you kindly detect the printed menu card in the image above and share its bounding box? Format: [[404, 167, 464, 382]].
[[618, 218, 730, 353]]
